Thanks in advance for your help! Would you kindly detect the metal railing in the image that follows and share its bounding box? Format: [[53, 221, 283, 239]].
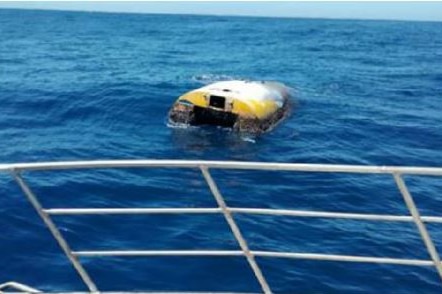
[[1, 160, 442, 293], [0, 282, 40, 293]]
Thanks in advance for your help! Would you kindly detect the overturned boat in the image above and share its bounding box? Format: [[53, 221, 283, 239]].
[[168, 80, 291, 134]]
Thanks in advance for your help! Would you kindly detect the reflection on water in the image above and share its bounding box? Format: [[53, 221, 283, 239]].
[[169, 125, 258, 158]]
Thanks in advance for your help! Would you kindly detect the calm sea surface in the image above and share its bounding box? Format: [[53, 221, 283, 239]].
[[1, 9, 442, 293]]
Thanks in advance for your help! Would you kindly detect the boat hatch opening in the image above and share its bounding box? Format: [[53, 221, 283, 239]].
[[209, 95, 226, 109]]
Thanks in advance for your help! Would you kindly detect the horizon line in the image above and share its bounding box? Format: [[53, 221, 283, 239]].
[[1, 6, 442, 24]]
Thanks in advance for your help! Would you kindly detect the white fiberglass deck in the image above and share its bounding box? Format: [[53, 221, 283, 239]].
[[1, 160, 442, 293]]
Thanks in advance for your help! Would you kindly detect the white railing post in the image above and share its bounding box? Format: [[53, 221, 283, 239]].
[[200, 166, 272, 294], [11, 171, 99, 293], [393, 173, 442, 280]]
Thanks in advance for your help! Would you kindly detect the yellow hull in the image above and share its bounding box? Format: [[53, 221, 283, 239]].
[[176, 90, 282, 120], [169, 80, 291, 133]]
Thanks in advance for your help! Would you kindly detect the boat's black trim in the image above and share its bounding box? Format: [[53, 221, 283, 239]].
[[193, 106, 237, 128]]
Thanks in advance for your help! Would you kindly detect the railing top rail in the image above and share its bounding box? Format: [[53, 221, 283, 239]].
[[0, 160, 442, 176]]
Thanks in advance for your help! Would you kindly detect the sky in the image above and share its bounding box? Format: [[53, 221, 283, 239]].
[[1, 1, 442, 22]]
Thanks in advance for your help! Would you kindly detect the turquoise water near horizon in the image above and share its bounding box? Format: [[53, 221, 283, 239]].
[[1, 8, 442, 293]]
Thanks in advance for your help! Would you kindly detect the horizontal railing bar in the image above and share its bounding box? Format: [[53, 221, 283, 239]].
[[1, 160, 441, 176], [43, 207, 442, 224], [73, 249, 434, 266], [45, 208, 222, 215], [229, 208, 442, 223], [74, 250, 244, 257], [252, 251, 434, 266], [0, 287, 255, 294], [15, 292, 257, 294]]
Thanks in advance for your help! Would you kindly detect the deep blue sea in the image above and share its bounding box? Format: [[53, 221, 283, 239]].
[[1, 9, 442, 293]]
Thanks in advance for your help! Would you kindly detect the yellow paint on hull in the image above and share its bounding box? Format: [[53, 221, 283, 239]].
[[176, 91, 281, 120]]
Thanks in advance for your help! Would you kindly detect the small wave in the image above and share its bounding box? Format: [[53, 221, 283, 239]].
[[191, 74, 245, 84], [166, 121, 199, 130], [240, 136, 256, 143]]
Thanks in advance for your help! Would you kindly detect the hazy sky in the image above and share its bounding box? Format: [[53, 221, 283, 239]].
[[1, 1, 442, 22]]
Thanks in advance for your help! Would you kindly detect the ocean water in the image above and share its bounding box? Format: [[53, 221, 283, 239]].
[[1, 8, 442, 293]]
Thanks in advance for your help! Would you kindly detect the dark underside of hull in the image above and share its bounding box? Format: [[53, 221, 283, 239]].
[[169, 100, 290, 134], [169, 106, 238, 128], [193, 106, 238, 128]]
